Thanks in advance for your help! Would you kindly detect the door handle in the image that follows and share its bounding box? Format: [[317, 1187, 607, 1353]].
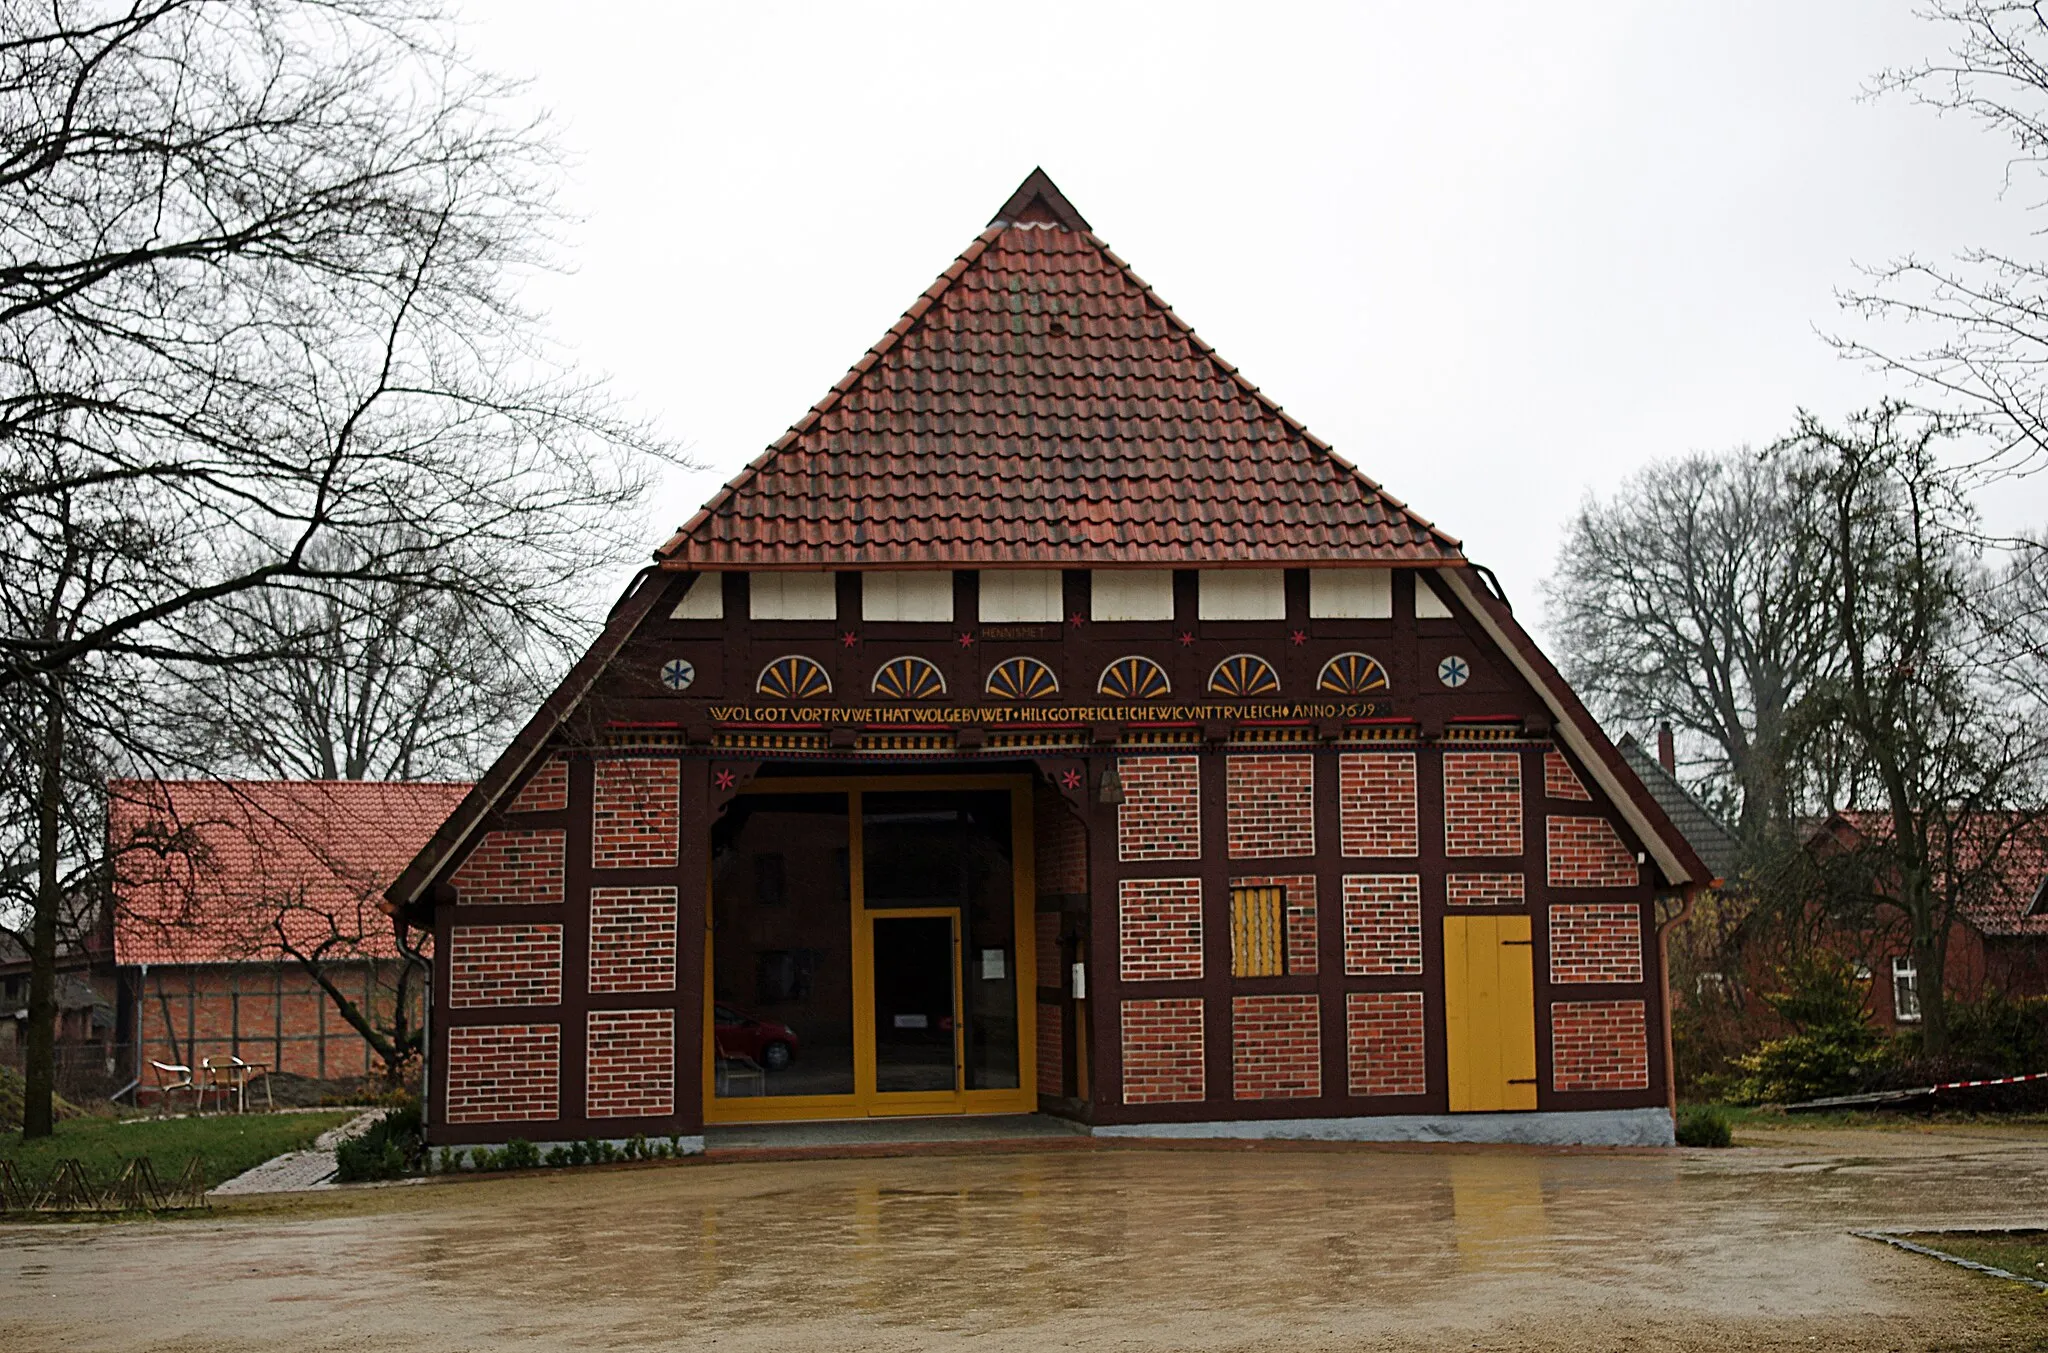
[[1507, 1078, 1537, 1085], [1499, 940, 1533, 947]]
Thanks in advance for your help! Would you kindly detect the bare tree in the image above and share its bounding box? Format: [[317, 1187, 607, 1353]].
[[1841, 2, 2048, 476], [1782, 404, 2048, 1056], [1544, 448, 1836, 845], [0, 2, 671, 1137], [160, 539, 562, 782]]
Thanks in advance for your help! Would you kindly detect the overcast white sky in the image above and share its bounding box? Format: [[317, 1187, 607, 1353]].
[[463, 2, 2046, 643]]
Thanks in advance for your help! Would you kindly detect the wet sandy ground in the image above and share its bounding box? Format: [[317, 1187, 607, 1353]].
[[5, 1124, 2048, 1352]]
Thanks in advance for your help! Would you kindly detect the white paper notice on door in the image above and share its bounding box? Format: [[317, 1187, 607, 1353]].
[[893, 1013, 927, 1029], [980, 949, 1006, 980]]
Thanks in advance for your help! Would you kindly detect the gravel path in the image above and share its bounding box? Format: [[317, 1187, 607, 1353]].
[[206, 1109, 386, 1197]]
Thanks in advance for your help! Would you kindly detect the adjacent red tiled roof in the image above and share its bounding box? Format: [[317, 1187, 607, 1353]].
[[1813, 811, 2048, 939], [658, 170, 1461, 569], [111, 779, 471, 965]]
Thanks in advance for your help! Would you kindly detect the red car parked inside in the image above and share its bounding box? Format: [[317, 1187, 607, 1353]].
[[713, 1004, 800, 1071]]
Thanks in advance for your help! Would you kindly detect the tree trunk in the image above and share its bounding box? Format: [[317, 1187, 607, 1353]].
[[1915, 914, 1950, 1059], [22, 687, 63, 1139]]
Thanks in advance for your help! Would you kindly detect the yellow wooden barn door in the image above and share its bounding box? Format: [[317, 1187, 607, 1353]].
[[1443, 914, 1538, 1111]]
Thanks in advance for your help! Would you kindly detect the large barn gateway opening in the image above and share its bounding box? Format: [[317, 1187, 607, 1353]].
[[705, 775, 1047, 1122]]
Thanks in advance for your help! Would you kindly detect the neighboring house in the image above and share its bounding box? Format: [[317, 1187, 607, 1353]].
[[1805, 811, 2048, 1029], [0, 891, 121, 1093], [388, 169, 1710, 1153], [1617, 729, 1742, 887], [110, 778, 470, 1093]]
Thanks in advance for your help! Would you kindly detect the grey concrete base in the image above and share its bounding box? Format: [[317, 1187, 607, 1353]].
[[437, 1134, 706, 1166], [1091, 1107, 1676, 1148]]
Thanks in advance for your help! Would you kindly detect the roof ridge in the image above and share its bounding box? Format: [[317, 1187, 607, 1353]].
[[111, 777, 475, 789], [659, 229, 1002, 559]]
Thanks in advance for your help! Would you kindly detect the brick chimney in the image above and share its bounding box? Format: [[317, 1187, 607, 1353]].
[[1656, 721, 1676, 774]]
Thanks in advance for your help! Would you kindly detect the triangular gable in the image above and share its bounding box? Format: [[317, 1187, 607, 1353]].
[[657, 170, 1460, 569]]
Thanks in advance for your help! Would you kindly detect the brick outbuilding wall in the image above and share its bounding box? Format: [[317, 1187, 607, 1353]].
[[592, 760, 679, 869], [586, 1009, 675, 1118], [588, 887, 679, 993]]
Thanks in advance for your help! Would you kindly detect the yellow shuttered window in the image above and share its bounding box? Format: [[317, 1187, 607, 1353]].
[[1230, 886, 1288, 978]]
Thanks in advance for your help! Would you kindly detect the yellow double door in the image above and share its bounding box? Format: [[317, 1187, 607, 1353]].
[[1442, 914, 1539, 1112]]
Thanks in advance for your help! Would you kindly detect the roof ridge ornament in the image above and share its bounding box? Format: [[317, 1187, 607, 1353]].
[[989, 167, 1091, 232]]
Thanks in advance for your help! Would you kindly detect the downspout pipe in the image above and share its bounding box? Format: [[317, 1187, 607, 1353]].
[[1656, 883, 1706, 1120]]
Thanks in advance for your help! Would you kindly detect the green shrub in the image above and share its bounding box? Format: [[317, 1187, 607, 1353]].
[[1729, 1021, 1889, 1105], [333, 1096, 425, 1181], [500, 1138, 539, 1170], [1675, 1105, 1733, 1148]]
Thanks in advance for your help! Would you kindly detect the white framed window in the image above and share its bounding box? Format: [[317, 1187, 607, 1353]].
[[1415, 573, 1454, 619], [1309, 569, 1392, 619], [670, 573, 724, 620], [979, 570, 1063, 623], [1198, 570, 1285, 621], [1090, 570, 1174, 622], [862, 571, 954, 623], [749, 571, 838, 621], [1891, 956, 1922, 1024]]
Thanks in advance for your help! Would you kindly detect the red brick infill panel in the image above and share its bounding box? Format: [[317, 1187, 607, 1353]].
[[445, 1023, 559, 1123], [1121, 997, 1205, 1104], [1444, 751, 1522, 856], [449, 925, 563, 1008], [1036, 794, 1089, 892], [1343, 873, 1422, 975], [1547, 815, 1639, 888], [586, 1008, 675, 1118], [592, 758, 679, 869], [1549, 903, 1644, 983], [1226, 753, 1315, 859], [1037, 1000, 1063, 1095], [1550, 999, 1650, 1091], [1446, 872, 1526, 907], [1347, 990, 1426, 1096], [1117, 755, 1201, 861], [508, 756, 569, 813], [1230, 872, 1318, 975], [451, 829, 565, 905], [1119, 877, 1203, 981], [589, 886, 679, 993], [1232, 993, 1320, 1100], [1339, 752, 1417, 857], [1543, 749, 1591, 802]]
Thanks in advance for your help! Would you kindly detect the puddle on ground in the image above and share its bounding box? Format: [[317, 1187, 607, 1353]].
[[2, 1127, 2046, 1352]]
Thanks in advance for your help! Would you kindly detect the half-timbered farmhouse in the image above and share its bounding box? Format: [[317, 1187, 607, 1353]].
[[388, 171, 1708, 1151]]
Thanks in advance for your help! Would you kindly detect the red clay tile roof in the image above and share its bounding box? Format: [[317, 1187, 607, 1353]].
[[111, 779, 471, 965], [1813, 811, 2048, 939], [657, 170, 1461, 569]]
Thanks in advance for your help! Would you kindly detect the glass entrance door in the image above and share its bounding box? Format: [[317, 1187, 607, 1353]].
[[703, 776, 1038, 1124], [870, 913, 960, 1094]]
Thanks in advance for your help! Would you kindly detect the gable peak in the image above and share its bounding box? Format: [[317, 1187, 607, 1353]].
[[990, 167, 1090, 231]]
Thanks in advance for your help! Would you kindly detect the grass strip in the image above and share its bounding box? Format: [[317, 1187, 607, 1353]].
[[2, 1111, 358, 1193]]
